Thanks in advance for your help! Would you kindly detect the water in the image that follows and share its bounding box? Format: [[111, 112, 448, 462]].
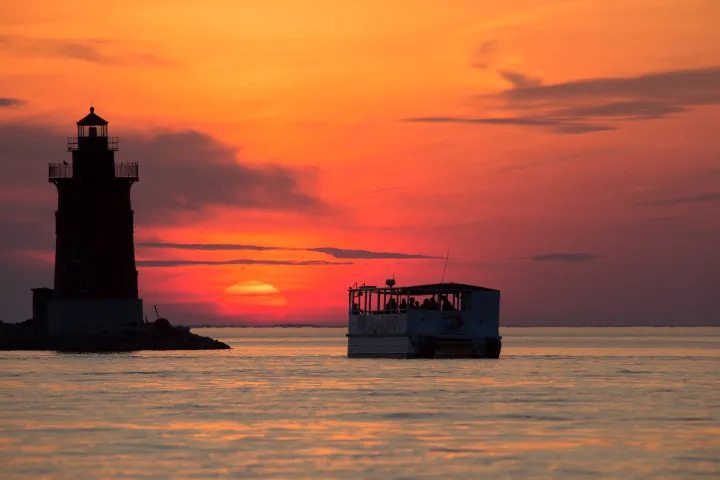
[[1, 327, 718, 479]]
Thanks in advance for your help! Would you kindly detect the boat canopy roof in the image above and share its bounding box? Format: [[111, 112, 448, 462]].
[[350, 282, 499, 295]]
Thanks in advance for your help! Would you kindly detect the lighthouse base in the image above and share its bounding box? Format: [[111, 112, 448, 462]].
[[48, 298, 143, 336]]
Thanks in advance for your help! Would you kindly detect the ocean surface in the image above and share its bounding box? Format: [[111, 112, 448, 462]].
[[0, 327, 718, 479]]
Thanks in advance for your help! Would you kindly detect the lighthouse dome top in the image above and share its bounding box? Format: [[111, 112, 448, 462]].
[[76, 107, 109, 126]]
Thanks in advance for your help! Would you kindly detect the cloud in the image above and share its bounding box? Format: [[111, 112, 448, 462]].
[[137, 241, 439, 259], [404, 66, 720, 134], [498, 70, 542, 88], [503, 67, 720, 105], [0, 124, 61, 253], [0, 97, 24, 107], [512, 253, 601, 263], [500, 66, 720, 126], [552, 101, 686, 119], [124, 130, 323, 221], [638, 193, 720, 206], [0, 35, 169, 66], [0, 124, 323, 223], [307, 247, 438, 259], [404, 116, 615, 134], [137, 258, 351, 267], [472, 39, 499, 69], [138, 242, 279, 252]]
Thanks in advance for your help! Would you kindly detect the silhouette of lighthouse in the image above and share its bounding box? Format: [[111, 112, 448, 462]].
[[46, 108, 143, 335]]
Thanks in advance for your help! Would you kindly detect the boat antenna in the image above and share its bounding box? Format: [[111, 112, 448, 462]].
[[154, 304, 160, 319], [440, 243, 452, 283]]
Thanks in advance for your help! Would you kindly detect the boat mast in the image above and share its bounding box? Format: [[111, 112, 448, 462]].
[[440, 243, 451, 283]]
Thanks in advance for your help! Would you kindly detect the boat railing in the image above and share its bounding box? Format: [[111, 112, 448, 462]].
[[349, 295, 462, 315], [349, 304, 459, 315], [351, 308, 410, 316]]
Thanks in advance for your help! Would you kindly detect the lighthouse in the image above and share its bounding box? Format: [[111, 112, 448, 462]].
[[46, 108, 143, 335]]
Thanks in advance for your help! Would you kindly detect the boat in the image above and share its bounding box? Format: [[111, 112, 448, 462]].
[[347, 280, 501, 358]]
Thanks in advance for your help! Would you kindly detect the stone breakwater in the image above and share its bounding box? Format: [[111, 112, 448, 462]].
[[0, 318, 230, 352]]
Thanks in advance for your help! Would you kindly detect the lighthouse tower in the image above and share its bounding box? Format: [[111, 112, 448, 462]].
[[47, 108, 143, 335]]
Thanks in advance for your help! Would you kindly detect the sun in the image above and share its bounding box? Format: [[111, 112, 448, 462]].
[[225, 280, 281, 295], [223, 281, 287, 307]]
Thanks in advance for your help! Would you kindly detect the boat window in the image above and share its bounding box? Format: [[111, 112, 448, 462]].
[[349, 288, 469, 314], [461, 292, 471, 312]]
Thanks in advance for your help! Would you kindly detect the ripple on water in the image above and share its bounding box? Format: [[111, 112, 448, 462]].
[[0, 327, 718, 480]]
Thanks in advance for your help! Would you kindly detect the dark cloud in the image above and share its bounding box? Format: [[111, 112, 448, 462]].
[[553, 101, 686, 119], [403, 116, 615, 135], [0, 35, 169, 66], [638, 193, 720, 207], [0, 124, 323, 224], [123, 130, 324, 221], [500, 66, 720, 127], [137, 258, 351, 267], [0, 97, 24, 107], [0, 124, 61, 253], [405, 116, 557, 126], [307, 247, 439, 259], [472, 39, 499, 69], [503, 67, 720, 104], [404, 66, 720, 134], [551, 123, 616, 134], [498, 70, 542, 88], [137, 241, 439, 259], [513, 253, 601, 263], [48, 42, 111, 64], [138, 242, 279, 252]]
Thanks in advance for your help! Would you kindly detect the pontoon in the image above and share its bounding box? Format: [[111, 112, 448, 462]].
[[347, 281, 501, 358]]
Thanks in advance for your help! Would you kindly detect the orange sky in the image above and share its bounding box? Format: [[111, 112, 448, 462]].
[[1, 0, 719, 325]]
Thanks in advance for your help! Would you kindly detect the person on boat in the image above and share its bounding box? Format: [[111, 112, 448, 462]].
[[351, 303, 360, 314], [408, 297, 416, 309], [421, 298, 430, 309], [428, 296, 439, 310], [399, 299, 408, 312], [441, 296, 454, 311]]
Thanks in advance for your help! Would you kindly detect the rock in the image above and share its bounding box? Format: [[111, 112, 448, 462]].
[[0, 319, 230, 352], [154, 318, 172, 329]]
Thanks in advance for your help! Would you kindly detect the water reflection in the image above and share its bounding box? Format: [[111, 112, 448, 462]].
[[0, 327, 718, 479]]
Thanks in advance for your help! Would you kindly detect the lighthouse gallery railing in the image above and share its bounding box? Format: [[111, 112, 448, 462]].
[[66, 136, 119, 151], [49, 162, 139, 180]]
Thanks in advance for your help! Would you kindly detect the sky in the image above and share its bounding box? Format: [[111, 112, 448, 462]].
[[1, 0, 719, 326]]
